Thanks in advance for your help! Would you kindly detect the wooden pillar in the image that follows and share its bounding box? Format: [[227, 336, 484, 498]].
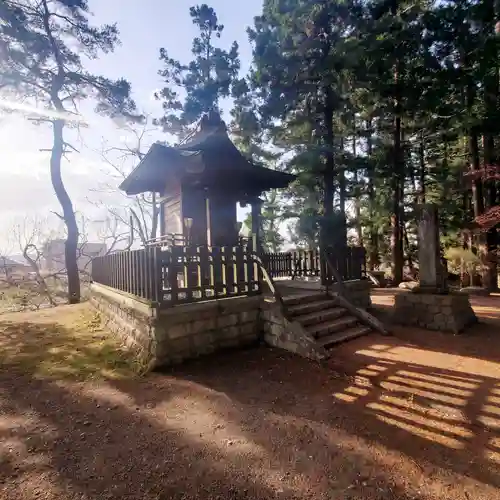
[[319, 224, 328, 287], [205, 194, 212, 247], [251, 197, 263, 253], [159, 201, 165, 240]]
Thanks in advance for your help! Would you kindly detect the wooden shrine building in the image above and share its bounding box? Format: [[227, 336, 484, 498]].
[[92, 111, 365, 310], [119, 112, 295, 248], [90, 111, 371, 371]]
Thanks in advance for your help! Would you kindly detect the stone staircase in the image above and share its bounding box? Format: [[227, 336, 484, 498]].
[[283, 292, 373, 353]]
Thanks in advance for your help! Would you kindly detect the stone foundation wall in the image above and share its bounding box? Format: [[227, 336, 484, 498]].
[[154, 296, 261, 365], [90, 284, 157, 367], [393, 291, 477, 333], [261, 301, 326, 361], [90, 283, 261, 370]]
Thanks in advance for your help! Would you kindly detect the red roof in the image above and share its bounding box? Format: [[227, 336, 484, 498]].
[[474, 206, 500, 231]]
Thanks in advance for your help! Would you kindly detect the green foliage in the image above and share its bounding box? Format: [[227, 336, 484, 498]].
[[238, 0, 500, 284], [0, 0, 137, 118], [445, 247, 480, 276], [156, 4, 240, 135]]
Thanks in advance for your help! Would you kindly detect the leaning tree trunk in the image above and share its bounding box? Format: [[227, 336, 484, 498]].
[[51, 119, 80, 303], [42, 0, 80, 304]]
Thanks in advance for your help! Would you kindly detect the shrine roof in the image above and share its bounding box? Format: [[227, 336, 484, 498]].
[[119, 113, 295, 196]]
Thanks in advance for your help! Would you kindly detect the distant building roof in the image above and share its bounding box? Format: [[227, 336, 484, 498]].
[[0, 256, 29, 267]]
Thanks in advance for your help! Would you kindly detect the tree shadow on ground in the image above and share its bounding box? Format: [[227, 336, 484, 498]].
[[0, 367, 432, 500], [370, 288, 500, 365], [134, 343, 500, 499], [2, 302, 500, 498]]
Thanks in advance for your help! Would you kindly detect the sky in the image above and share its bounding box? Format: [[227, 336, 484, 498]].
[[0, 0, 262, 250]]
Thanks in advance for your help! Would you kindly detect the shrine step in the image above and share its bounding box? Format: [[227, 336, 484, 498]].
[[280, 291, 375, 354], [287, 299, 337, 317], [306, 315, 359, 339], [292, 306, 347, 327], [282, 292, 325, 307], [317, 325, 372, 349]]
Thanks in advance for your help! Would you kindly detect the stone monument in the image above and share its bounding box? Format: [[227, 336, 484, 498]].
[[416, 204, 447, 293], [394, 204, 477, 333]]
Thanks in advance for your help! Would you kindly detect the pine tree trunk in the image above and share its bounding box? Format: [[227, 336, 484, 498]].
[[469, 133, 483, 216], [352, 121, 363, 246], [419, 132, 426, 204], [407, 160, 418, 275], [51, 119, 80, 303], [323, 91, 334, 219], [320, 87, 336, 284], [389, 2, 404, 285], [391, 96, 404, 285], [339, 136, 347, 244], [367, 118, 379, 270], [469, 129, 485, 288], [481, 4, 499, 291], [483, 131, 498, 291], [42, 0, 80, 303]]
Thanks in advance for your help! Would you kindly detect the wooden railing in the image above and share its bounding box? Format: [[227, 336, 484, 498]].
[[253, 254, 287, 313], [91, 244, 260, 307], [91, 247, 164, 303], [326, 246, 366, 281], [324, 251, 345, 293], [262, 247, 366, 282], [261, 250, 320, 279], [145, 233, 185, 248], [91, 244, 366, 307], [163, 245, 260, 304]]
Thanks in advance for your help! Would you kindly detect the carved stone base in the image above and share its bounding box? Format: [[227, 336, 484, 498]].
[[394, 292, 477, 333]]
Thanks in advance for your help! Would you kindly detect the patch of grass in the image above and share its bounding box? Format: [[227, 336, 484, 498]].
[[0, 304, 141, 380]]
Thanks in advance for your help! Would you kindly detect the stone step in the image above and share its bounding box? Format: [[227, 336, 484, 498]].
[[317, 325, 372, 349], [283, 292, 326, 307], [293, 307, 347, 327], [306, 315, 358, 339], [287, 299, 335, 317]]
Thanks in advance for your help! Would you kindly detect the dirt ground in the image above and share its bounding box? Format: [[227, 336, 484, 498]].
[[1, 293, 500, 499]]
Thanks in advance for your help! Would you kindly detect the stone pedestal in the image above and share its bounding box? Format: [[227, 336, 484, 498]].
[[394, 292, 477, 333], [396, 203, 478, 333]]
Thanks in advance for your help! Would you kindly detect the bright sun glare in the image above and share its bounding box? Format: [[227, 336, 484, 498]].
[[0, 99, 86, 124]]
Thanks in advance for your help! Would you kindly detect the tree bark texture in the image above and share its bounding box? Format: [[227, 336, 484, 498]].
[[51, 119, 80, 303], [367, 119, 379, 270]]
